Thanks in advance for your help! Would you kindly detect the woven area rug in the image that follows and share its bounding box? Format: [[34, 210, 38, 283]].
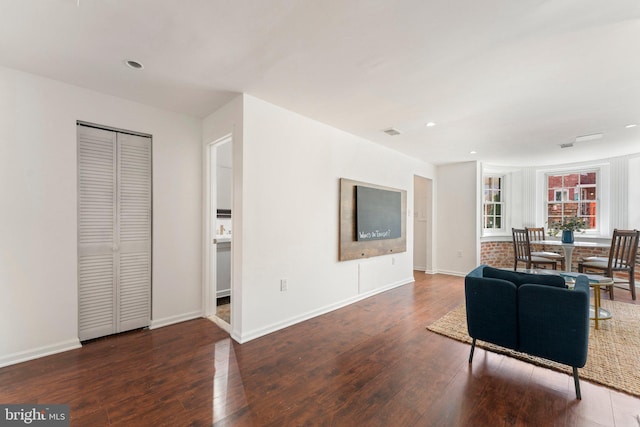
[[427, 299, 640, 397]]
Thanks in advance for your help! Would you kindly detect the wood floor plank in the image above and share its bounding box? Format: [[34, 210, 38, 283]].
[[1, 271, 638, 426], [514, 366, 571, 427], [610, 391, 640, 427]]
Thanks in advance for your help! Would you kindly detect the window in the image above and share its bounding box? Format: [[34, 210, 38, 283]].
[[483, 175, 504, 231], [547, 171, 598, 230]]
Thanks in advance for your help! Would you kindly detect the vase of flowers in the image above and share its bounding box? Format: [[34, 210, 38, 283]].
[[547, 217, 587, 243]]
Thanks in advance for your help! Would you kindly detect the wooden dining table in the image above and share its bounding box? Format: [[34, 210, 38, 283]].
[[529, 240, 610, 272]]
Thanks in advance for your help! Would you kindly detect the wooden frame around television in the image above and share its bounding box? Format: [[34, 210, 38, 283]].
[[339, 178, 407, 261]]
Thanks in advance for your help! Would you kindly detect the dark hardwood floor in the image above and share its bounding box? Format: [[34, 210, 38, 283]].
[[1, 272, 639, 426]]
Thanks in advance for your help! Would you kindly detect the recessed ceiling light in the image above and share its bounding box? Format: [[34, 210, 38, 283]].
[[470, 150, 477, 154], [426, 122, 436, 127], [625, 124, 637, 128], [124, 59, 144, 70]]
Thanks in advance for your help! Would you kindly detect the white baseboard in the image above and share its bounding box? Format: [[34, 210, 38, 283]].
[[436, 269, 467, 277], [0, 339, 81, 369], [1, 311, 208, 368], [207, 315, 231, 333], [235, 276, 414, 344], [230, 330, 243, 343], [413, 265, 427, 271], [216, 289, 231, 298], [150, 310, 202, 330], [415, 268, 437, 274]]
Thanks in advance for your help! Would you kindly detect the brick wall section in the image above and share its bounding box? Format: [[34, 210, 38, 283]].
[[480, 241, 640, 281], [480, 241, 514, 269]]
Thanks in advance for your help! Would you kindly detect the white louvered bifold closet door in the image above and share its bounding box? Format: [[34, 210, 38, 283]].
[[78, 125, 151, 341], [117, 133, 151, 333]]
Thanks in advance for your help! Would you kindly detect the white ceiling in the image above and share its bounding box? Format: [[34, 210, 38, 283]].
[[2, 0, 640, 166]]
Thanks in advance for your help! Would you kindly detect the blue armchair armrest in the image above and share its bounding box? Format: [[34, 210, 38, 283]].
[[465, 273, 518, 350]]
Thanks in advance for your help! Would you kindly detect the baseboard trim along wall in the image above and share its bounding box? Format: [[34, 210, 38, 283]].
[[413, 267, 438, 274], [235, 276, 415, 344], [1, 278, 426, 366], [0, 339, 82, 369], [436, 269, 467, 277], [150, 311, 203, 330], [1, 311, 203, 368]]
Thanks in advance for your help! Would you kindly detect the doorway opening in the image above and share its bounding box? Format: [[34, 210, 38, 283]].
[[206, 136, 233, 329], [413, 175, 433, 272]]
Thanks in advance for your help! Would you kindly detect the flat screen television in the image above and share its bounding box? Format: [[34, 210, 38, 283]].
[[355, 185, 401, 241]]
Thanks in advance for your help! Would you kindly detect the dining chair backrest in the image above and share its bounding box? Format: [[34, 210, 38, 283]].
[[527, 227, 546, 248], [608, 229, 640, 269], [512, 228, 531, 261]]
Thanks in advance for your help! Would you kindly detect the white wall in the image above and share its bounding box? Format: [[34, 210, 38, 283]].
[[0, 66, 202, 367], [629, 155, 640, 229], [211, 95, 434, 342], [435, 162, 479, 275]]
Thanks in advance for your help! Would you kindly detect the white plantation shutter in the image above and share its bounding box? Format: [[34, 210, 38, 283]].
[[78, 254, 115, 338], [117, 133, 151, 332], [78, 126, 117, 340], [78, 128, 116, 246], [77, 125, 151, 341]]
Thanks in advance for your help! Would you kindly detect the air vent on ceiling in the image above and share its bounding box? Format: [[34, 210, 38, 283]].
[[575, 133, 603, 143], [124, 59, 144, 70], [559, 142, 574, 149], [383, 127, 401, 136]]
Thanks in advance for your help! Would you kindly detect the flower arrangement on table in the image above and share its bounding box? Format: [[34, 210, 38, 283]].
[[547, 216, 587, 242]]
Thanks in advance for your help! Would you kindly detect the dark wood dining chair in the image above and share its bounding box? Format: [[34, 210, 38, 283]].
[[527, 227, 565, 270], [512, 228, 558, 271], [578, 229, 640, 300]]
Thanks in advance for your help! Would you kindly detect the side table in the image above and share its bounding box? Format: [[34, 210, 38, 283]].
[[589, 280, 613, 330]]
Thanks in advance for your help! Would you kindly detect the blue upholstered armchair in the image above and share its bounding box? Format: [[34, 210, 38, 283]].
[[465, 265, 590, 399]]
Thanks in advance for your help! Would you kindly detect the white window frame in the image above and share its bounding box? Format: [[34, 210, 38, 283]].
[[482, 173, 508, 236], [541, 165, 608, 237]]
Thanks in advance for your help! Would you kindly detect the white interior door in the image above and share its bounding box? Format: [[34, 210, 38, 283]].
[[78, 126, 117, 340], [117, 133, 152, 333], [77, 125, 151, 341]]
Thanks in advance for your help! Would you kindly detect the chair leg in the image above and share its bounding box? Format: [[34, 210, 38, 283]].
[[630, 270, 636, 301], [573, 367, 582, 400], [469, 338, 476, 363]]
